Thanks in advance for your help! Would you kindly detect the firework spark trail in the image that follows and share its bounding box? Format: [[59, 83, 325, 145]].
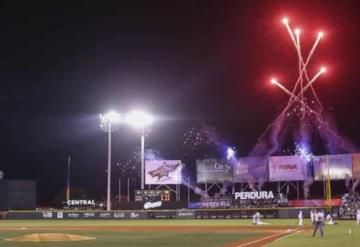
[[295, 30, 305, 118], [253, 17, 357, 157], [310, 84, 324, 113], [300, 33, 324, 109], [274, 78, 356, 153], [251, 68, 324, 155], [304, 34, 325, 112], [271, 79, 319, 119], [271, 79, 317, 113], [275, 68, 326, 128], [253, 17, 358, 196], [272, 77, 356, 154], [296, 33, 305, 127], [290, 68, 326, 104], [303, 68, 324, 114], [282, 20, 303, 114], [281, 26, 324, 119], [253, 27, 324, 151], [270, 69, 325, 125], [283, 18, 298, 51], [297, 33, 324, 115]]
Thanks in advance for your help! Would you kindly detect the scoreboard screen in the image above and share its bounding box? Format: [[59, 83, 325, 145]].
[[135, 190, 171, 202]]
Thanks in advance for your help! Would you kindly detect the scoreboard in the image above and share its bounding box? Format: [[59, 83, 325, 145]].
[[135, 190, 171, 202]]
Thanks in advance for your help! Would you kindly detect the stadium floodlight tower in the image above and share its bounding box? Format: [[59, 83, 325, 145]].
[[100, 111, 122, 211], [125, 110, 154, 190]]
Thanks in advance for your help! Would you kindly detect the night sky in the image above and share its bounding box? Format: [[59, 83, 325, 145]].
[[1, 0, 360, 203]]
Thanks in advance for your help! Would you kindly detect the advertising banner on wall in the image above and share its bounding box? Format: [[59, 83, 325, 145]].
[[233, 157, 268, 183], [145, 160, 183, 184], [352, 153, 360, 179], [313, 154, 352, 180], [269, 156, 311, 181], [189, 197, 233, 209], [196, 159, 233, 183]]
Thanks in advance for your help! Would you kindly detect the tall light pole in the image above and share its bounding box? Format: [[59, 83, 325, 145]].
[[125, 110, 153, 190], [141, 126, 145, 190], [100, 111, 121, 211], [66, 156, 71, 202]]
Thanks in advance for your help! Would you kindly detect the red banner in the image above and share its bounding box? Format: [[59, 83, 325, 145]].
[[288, 199, 341, 207], [352, 153, 360, 179]]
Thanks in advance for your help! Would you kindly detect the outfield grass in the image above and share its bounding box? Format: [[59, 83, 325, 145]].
[[267, 220, 360, 247], [0, 219, 264, 247], [0, 219, 359, 246]]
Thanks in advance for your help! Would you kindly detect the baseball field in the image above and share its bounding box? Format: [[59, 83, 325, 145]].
[[0, 219, 359, 247]]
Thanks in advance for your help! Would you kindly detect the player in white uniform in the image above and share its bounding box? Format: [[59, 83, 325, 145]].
[[298, 210, 303, 226], [310, 210, 314, 224], [252, 212, 269, 225], [356, 209, 360, 226], [325, 214, 336, 225], [252, 212, 260, 225]]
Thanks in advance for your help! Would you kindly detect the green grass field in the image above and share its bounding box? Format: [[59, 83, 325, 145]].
[[0, 219, 359, 247], [267, 220, 360, 247]]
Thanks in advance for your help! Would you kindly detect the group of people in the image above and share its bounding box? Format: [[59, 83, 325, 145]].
[[252, 207, 360, 238], [304, 208, 360, 238], [297, 209, 326, 237], [339, 192, 360, 218]]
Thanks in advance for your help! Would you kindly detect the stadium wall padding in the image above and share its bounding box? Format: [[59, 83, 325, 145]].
[[5, 207, 332, 220]]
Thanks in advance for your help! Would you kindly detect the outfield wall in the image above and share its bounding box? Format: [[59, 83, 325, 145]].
[[5, 207, 331, 220]]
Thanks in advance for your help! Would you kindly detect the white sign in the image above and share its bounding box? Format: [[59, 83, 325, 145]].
[[67, 200, 95, 206], [57, 212, 63, 219], [130, 212, 140, 218], [144, 201, 162, 209], [145, 160, 183, 184], [234, 191, 274, 200], [83, 212, 95, 218], [196, 159, 233, 183], [42, 212, 53, 218], [113, 212, 126, 218], [67, 213, 80, 218], [269, 156, 310, 181]]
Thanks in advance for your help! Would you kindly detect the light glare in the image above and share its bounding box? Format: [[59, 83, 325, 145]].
[[282, 17, 289, 24], [100, 111, 122, 124], [125, 110, 154, 129], [226, 147, 236, 160]]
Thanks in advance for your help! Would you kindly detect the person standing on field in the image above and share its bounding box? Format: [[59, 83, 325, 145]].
[[310, 209, 314, 224], [356, 208, 360, 226], [252, 212, 260, 225], [312, 209, 324, 238], [298, 210, 303, 226]]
